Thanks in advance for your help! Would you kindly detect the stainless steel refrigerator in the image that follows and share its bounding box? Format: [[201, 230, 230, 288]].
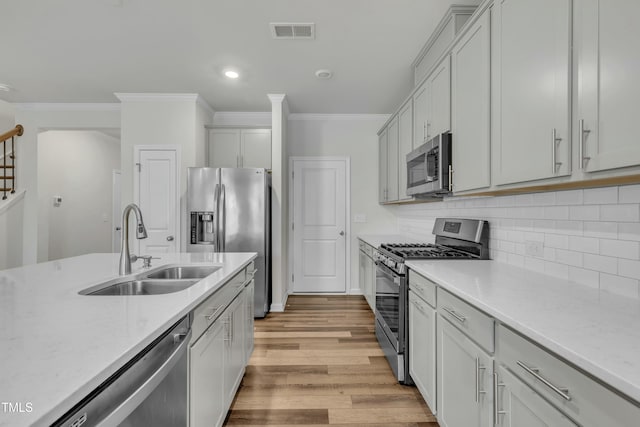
[[187, 167, 271, 317]]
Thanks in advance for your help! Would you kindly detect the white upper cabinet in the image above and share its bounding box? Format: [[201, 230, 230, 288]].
[[208, 128, 271, 169], [575, 0, 640, 173], [492, 0, 571, 185], [429, 56, 451, 138], [413, 81, 430, 148], [209, 129, 240, 168], [451, 9, 491, 192], [378, 128, 388, 203], [387, 117, 400, 202], [398, 100, 414, 200]]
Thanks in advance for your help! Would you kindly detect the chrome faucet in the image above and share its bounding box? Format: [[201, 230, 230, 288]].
[[119, 203, 148, 275]]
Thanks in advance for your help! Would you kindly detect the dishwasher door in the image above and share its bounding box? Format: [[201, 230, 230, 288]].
[[53, 317, 191, 427]]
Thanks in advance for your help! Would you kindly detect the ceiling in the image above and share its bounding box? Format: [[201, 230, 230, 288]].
[[1, 0, 480, 114]]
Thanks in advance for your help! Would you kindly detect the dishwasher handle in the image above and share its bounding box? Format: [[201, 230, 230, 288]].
[[96, 329, 192, 427]]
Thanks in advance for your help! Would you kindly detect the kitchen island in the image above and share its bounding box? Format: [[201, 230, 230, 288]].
[[0, 252, 256, 427]]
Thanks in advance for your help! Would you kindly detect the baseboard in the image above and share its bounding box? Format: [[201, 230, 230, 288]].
[[270, 293, 289, 312], [349, 288, 364, 295]]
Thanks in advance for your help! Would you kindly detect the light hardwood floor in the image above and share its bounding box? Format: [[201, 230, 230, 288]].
[[224, 295, 438, 426]]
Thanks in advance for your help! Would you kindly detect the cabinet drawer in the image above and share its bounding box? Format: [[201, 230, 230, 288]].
[[408, 270, 436, 308], [497, 325, 640, 427], [437, 288, 494, 353], [192, 270, 245, 341]]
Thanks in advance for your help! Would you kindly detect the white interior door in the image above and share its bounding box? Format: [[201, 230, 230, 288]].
[[112, 170, 121, 253], [292, 158, 348, 293], [135, 146, 180, 254]]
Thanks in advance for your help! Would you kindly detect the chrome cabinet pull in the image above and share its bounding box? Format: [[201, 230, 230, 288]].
[[426, 121, 431, 139], [412, 299, 428, 315], [494, 373, 506, 425], [517, 360, 571, 401], [223, 318, 232, 342], [475, 357, 487, 402], [552, 128, 562, 174], [442, 306, 466, 323], [579, 119, 591, 169], [448, 165, 453, 191]]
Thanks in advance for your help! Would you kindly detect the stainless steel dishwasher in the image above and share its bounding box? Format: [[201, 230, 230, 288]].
[[53, 316, 191, 427]]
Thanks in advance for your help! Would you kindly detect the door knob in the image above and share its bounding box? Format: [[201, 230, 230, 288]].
[[339, 231, 345, 236], [166, 236, 174, 241]]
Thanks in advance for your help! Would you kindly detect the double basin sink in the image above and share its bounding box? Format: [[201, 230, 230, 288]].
[[79, 266, 221, 296]]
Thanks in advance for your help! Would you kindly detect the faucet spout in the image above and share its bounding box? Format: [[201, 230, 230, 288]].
[[119, 203, 148, 275]]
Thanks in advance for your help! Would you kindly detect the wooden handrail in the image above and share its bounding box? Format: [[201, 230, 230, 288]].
[[0, 124, 23, 143]]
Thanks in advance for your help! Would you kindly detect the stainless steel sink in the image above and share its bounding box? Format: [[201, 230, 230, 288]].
[[81, 279, 198, 296], [143, 266, 221, 280]]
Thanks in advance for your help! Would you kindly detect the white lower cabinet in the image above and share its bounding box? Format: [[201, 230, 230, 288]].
[[358, 240, 376, 311], [224, 295, 246, 408], [190, 320, 226, 427], [495, 365, 577, 427], [244, 279, 255, 363], [437, 317, 493, 427], [408, 290, 436, 412]]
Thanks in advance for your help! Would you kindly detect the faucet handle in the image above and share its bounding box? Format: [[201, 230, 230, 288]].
[[138, 255, 160, 268]]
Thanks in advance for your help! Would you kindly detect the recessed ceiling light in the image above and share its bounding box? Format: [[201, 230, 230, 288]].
[[315, 69, 333, 79], [0, 83, 13, 92], [224, 70, 239, 79]]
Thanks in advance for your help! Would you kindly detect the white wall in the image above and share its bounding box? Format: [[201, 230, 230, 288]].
[[37, 131, 120, 261], [118, 94, 213, 252], [0, 101, 15, 132], [14, 104, 121, 265], [287, 114, 398, 294], [393, 185, 640, 298], [0, 191, 24, 270]]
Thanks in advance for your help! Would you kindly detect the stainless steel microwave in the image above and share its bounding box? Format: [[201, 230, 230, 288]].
[[406, 132, 452, 197]]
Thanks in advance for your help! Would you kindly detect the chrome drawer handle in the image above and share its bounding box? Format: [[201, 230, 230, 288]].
[[205, 305, 224, 321], [412, 299, 428, 315], [442, 306, 466, 323], [517, 360, 571, 401]]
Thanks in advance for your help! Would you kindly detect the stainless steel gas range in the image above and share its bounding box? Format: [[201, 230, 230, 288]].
[[374, 218, 490, 384]]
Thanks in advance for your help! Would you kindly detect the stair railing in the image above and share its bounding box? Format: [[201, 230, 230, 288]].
[[0, 124, 23, 200]]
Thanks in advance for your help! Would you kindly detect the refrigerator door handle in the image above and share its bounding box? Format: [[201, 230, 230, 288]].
[[220, 184, 226, 252], [214, 183, 220, 251]]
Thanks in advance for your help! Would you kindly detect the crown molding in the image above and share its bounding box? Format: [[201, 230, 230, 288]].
[[13, 103, 121, 112], [195, 95, 215, 116], [212, 112, 271, 127], [114, 93, 200, 102], [267, 94, 287, 103], [288, 113, 391, 121]]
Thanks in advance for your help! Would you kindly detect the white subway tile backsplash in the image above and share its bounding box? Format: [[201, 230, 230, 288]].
[[600, 273, 639, 298], [619, 259, 640, 280], [393, 183, 640, 299], [568, 236, 600, 254], [600, 204, 640, 222], [600, 239, 640, 260], [556, 189, 583, 205], [584, 187, 618, 204], [583, 253, 618, 274], [583, 221, 617, 239], [569, 205, 599, 221], [618, 184, 640, 204], [618, 223, 640, 242]]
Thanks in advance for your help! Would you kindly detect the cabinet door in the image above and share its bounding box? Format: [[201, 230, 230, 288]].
[[359, 250, 367, 301], [493, 0, 571, 185], [209, 129, 240, 168], [241, 129, 272, 169], [387, 117, 399, 202], [367, 254, 376, 311], [190, 321, 226, 427], [451, 10, 491, 192], [409, 291, 437, 413], [496, 365, 577, 427], [576, 0, 640, 172], [428, 56, 451, 137], [398, 101, 413, 200], [224, 296, 246, 408], [437, 316, 493, 427], [413, 82, 429, 148], [244, 280, 255, 362], [378, 129, 388, 203]]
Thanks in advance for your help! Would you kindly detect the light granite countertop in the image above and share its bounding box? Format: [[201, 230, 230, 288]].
[[0, 252, 256, 427], [406, 259, 640, 404]]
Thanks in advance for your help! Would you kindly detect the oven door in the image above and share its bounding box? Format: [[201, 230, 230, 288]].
[[375, 261, 404, 352]]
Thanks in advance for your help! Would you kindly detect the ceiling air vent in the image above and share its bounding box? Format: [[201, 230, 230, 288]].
[[270, 23, 315, 39]]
